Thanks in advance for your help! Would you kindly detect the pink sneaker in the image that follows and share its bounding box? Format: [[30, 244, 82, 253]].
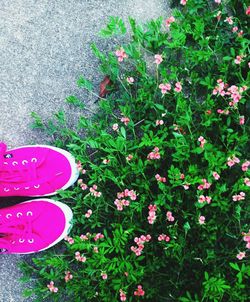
[[0, 199, 73, 254], [0, 142, 79, 196]]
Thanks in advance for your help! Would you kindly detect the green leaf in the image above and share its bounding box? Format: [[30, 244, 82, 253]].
[[99, 16, 126, 37], [193, 19, 205, 40], [154, 103, 165, 111], [183, 222, 191, 235], [229, 262, 240, 271], [22, 289, 33, 298], [120, 127, 126, 139], [66, 95, 85, 109], [77, 76, 93, 91]]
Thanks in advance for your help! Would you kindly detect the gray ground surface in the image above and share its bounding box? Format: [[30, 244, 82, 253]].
[[0, 1, 170, 301]]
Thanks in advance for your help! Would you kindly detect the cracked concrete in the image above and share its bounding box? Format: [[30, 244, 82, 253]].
[[0, 1, 171, 301]]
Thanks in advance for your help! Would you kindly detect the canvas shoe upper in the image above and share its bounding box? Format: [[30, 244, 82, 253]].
[[0, 142, 79, 196], [0, 199, 73, 254]]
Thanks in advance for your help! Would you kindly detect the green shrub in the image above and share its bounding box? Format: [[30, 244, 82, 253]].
[[21, 0, 250, 301]]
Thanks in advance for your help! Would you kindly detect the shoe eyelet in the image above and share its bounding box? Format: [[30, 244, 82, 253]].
[[3, 162, 8, 165], [17, 212, 23, 218], [22, 160, 28, 165], [0, 248, 8, 253], [24, 187, 30, 190], [4, 188, 10, 192], [19, 239, 25, 243], [27, 211, 33, 216], [12, 161, 18, 166], [34, 185, 40, 189], [31, 158, 37, 163], [28, 239, 34, 243], [14, 187, 20, 191], [6, 214, 12, 219]]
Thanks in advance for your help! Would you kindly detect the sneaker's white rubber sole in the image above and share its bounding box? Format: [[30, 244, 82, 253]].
[[11, 198, 73, 254], [8, 144, 80, 196]]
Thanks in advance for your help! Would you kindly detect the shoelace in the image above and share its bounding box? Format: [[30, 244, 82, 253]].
[[0, 213, 35, 253], [0, 143, 62, 191], [0, 162, 38, 183]]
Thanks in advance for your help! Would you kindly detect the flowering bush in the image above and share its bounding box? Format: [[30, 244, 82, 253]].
[[21, 1, 249, 301]]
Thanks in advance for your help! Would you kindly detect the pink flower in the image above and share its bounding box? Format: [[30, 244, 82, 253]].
[[246, 6, 250, 15], [154, 54, 163, 65], [114, 189, 137, 210], [198, 195, 212, 204], [165, 16, 175, 27], [64, 235, 74, 245], [244, 178, 250, 187], [148, 204, 157, 224], [213, 79, 228, 96], [242, 161, 250, 171], [239, 116, 245, 125], [93, 246, 99, 253], [236, 251, 246, 260], [155, 174, 166, 183], [101, 272, 108, 280], [147, 147, 161, 160], [115, 48, 128, 62], [180, 173, 185, 179], [85, 209, 93, 218], [112, 123, 119, 131], [127, 77, 134, 84], [77, 179, 83, 185], [159, 83, 171, 94], [198, 136, 206, 148], [215, 10, 222, 21], [232, 26, 238, 33], [212, 172, 220, 180], [180, 0, 187, 5], [90, 185, 102, 197], [119, 289, 127, 301], [199, 216, 206, 225], [77, 161, 83, 172], [64, 271, 73, 282], [114, 198, 129, 211], [227, 155, 240, 167], [134, 285, 145, 296], [232, 192, 245, 201], [243, 230, 250, 249], [174, 82, 182, 92], [75, 251, 87, 262], [214, 0, 221, 3], [183, 184, 190, 190], [156, 119, 164, 126], [166, 211, 175, 222], [158, 234, 170, 242], [217, 109, 230, 115], [102, 159, 110, 164], [94, 233, 104, 241], [47, 281, 58, 293], [234, 55, 244, 64], [120, 116, 130, 126], [131, 234, 151, 256], [126, 154, 133, 161], [80, 234, 89, 241], [237, 30, 244, 37], [224, 16, 233, 25], [197, 178, 211, 190], [80, 183, 88, 190]]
